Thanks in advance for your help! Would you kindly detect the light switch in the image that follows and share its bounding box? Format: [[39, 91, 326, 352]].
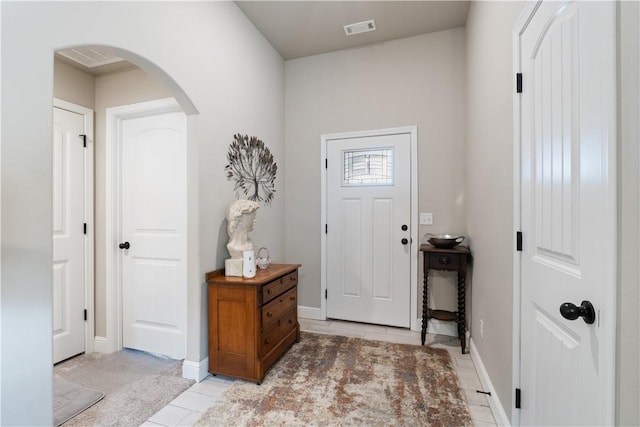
[[420, 212, 433, 225]]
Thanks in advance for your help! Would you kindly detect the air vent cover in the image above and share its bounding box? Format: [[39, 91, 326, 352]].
[[343, 19, 376, 36], [57, 47, 124, 69]]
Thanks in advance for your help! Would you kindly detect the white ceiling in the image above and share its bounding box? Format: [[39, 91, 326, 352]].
[[55, 1, 470, 75], [235, 1, 470, 60]]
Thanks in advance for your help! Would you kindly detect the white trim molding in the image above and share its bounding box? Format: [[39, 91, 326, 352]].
[[298, 305, 323, 321], [105, 97, 185, 354], [320, 126, 419, 329], [182, 358, 210, 382], [426, 318, 457, 337], [471, 338, 511, 427], [93, 336, 110, 354], [53, 98, 96, 356]]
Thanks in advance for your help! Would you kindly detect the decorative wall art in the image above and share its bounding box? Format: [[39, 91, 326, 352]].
[[225, 134, 277, 205]]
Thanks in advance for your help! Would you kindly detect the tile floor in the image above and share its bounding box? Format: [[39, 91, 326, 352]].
[[141, 318, 497, 427]]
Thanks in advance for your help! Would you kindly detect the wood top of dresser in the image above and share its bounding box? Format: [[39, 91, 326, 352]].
[[206, 263, 301, 286]]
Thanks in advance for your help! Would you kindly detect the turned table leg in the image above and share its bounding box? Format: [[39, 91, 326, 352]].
[[457, 272, 466, 354], [421, 270, 429, 345]]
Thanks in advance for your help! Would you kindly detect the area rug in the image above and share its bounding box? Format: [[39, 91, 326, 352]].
[[195, 332, 472, 426], [54, 349, 195, 426], [53, 378, 105, 426]]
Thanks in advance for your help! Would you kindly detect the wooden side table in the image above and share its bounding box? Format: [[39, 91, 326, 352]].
[[419, 244, 471, 353], [206, 264, 301, 383]]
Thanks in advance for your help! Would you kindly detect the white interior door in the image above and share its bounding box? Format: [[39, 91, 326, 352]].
[[52, 106, 86, 363], [519, 1, 616, 425], [120, 102, 187, 359], [326, 131, 412, 328]]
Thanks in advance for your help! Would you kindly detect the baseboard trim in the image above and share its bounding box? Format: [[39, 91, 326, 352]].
[[182, 357, 209, 382], [470, 338, 511, 426], [427, 318, 457, 337], [298, 305, 323, 320], [94, 336, 111, 354]]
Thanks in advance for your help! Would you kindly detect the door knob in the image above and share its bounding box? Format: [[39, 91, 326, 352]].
[[401, 224, 408, 231], [559, 300, 596, 324], [119, 241, 130, 250], [401, 238, 409, 245]]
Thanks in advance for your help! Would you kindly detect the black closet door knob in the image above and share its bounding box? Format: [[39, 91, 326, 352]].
[[559, 300, 595, 324], [119, 241, 130, 250]]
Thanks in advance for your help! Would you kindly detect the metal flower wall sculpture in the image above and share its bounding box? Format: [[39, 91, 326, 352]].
[[225, 134, 277, 205]]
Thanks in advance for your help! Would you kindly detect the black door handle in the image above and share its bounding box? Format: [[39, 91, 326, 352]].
[[559, 300, 595, 324], [401, 238, 409, 245], [119, 241, 130, 250]]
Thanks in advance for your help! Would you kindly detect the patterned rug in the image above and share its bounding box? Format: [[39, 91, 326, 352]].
[[196, 332, 472, 426]]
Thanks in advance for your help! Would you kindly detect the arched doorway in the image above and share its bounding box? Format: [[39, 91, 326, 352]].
[[52, 45, 198, 364]]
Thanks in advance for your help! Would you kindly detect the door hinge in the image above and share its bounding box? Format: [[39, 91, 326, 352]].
[[516, 231, 523, 251], [325, 289, 328, 299], [83, 223, 87, 235], [84, 309, 87, 321], [516, 73, 523, 93], [80, 134, 87, 148], [325, 158, 328, 169], [325, 224, 328, 234], [515, 388, 521, 409]]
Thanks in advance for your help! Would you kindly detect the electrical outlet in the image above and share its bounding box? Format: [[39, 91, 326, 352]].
[[419, 212, 433, 225], [480, 319, 484, 338]]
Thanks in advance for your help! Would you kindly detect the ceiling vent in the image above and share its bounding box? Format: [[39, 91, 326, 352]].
[[57, 47, 124, 69], [343, 19, 376, 36]]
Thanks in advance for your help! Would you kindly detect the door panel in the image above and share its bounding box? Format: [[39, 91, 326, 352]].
[[52, 107, 85, 363], [326, 132, 411, 327], [121, 109, 187, 359], [519, 2, 616, 424]]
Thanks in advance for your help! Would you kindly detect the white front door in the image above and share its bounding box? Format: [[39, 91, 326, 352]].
[[52, 106, 86, 363], [119, 100, 187, 359], [325, 130, 412, 328], [518, 1, 616, 425]]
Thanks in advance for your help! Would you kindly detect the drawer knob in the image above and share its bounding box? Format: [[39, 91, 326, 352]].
[[290, 296, 296, 301], [277, 319, 281, 326], [265, 338, 270, 345], [439, 256, 451, 265], [267, 312, 273, 318], [266, 289, 272, 295]]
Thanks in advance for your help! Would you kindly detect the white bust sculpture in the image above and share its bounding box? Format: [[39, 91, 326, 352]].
[[225, 199, 260, 276]]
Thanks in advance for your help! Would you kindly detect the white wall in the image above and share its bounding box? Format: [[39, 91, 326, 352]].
[[53, 60, 95, 109], [617, 2, 640, 424], [467, 3, 640, 425], [285, 28, 467, 314], [465, 1, 524, 420], [0, 2, 284, 424]]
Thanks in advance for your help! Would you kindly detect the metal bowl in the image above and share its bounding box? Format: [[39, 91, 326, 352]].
[[426, 234, 465, 249]]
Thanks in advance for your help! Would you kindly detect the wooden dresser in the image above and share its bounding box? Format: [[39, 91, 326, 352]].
[[206, 263, 301, 384]]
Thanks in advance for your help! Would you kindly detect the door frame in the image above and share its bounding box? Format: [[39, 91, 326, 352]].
[[512, 2, 617, 425], [53, 98, 95, 356], [320, 126, 418, 330], [104, 97, 186, 353]]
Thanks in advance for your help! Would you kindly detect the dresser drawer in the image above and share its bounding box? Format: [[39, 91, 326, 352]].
[[428, 252, 461, 271], [261, 287, 297, 331], [262, 270, 298, 304], [259, 308, 297, 357]]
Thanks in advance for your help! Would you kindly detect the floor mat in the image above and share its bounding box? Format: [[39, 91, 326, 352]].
[[53, 377, 105, 426]]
